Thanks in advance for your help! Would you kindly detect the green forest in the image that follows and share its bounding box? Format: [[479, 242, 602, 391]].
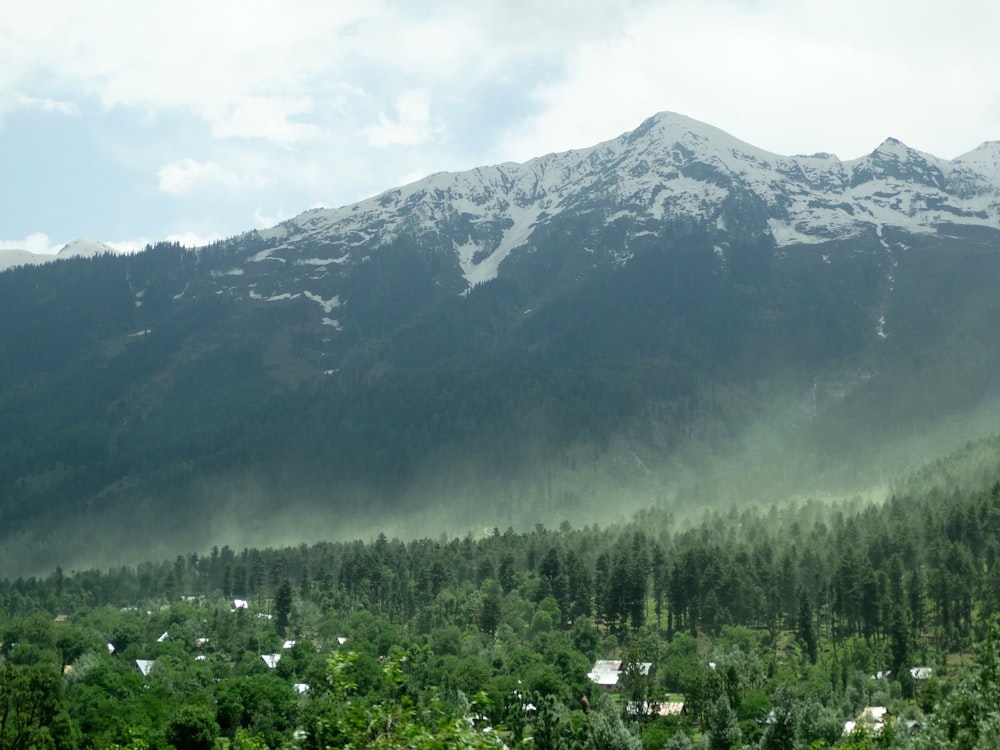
[[6, 438, 1000, 748]]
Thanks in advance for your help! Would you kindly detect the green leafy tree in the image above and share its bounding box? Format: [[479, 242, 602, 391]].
[[664, 731, 693, 750], [706, 694, 741, 750], [589, 701, 642, 750], [0, 662, 79, 750], [478, 579, 503, 637], [165, 703, 219, 750], [759, 687, 800, 750], [298, 651, 504, 749], [908, 616, 1000, 749]]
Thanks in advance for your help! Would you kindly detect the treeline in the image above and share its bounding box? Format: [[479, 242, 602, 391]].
[[5, 455, 1000, 747], [11, 479, 998, 654]]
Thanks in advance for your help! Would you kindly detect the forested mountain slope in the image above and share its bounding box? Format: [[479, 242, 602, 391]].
[[5, 437, 1000, 748], [2, 113, 1000, 574]]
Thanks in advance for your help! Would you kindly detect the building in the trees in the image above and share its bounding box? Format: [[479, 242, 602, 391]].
[[586, 659, 652, 692], [844, 706, 889, 736]]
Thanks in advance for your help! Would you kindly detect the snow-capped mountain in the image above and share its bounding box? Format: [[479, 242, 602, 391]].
[[0, 238, 115, 272], [173, 111, 1000, 347], [241, 112, 999, 284], [4, 112, 1000, 574], [0, 248, 44, 272], [56, 238, 115, 259]]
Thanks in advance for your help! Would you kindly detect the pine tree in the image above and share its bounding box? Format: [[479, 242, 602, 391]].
[[274, 579, 293, 637], [796, 587, 817, 663], [706, 694, 741, 750]]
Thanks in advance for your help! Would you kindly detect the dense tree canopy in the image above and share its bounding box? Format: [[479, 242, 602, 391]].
[[4, 443, 1000, 747]]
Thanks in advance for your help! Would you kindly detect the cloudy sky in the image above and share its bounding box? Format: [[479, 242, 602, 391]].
[[2, 0, 998, 255]]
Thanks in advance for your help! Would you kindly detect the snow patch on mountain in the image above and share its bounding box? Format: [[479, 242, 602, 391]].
[[1, 238, 115, 273], [264, 113, 999, 269], [225, 109, 1000, 334], [298, 255, 349, 266], [57, 238, 114, 259], [0, 249, 44, 272], [303, 291, 340, 313]]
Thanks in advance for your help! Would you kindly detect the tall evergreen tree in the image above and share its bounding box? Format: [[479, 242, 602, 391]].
[[796, 588, 817, 663], [274, 579, 294, 637], [706, 694, 741, 750]]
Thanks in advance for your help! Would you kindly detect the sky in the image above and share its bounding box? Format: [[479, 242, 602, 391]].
[[2, 0, 998, 256]]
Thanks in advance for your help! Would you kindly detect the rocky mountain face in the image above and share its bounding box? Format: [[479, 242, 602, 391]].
[[3, 112, 1000, 574], [196, 112, 1000, 319]]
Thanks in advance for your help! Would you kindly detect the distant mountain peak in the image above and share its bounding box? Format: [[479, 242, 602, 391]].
[[244, 112, 1000, 296], [57, 238, 114, 259], [954, 141, 1000, 182]]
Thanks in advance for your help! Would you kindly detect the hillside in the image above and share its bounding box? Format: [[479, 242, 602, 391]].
[[2, 113, 1000, 575], [5, 436, 1000, 748]]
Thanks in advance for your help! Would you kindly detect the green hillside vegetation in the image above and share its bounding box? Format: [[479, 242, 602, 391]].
[[5, 439, 1000, 748], [5, 222, 1000, 576]]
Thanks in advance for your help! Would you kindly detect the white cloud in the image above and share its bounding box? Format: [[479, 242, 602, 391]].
[[164, 231, 223, 248], [498, 0, 1000, 162], [210, 96, 325, 147], [104, 239, 149, 255], [2, 0, 998, 248], [0, 2, 618, 148], [13, 92, 77, 115], [363, 91, 444, 147], [253, 204, 321, 230], [157, 159, 265, 194], [0, 232, 58, 254], [3, 1, 998, 160], [395, 169, 434, 187]]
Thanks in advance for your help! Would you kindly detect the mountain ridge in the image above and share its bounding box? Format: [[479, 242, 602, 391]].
[[0, 238, 115, 272], [3, 111, 1000, 575], [241, 111, 1000, 297]]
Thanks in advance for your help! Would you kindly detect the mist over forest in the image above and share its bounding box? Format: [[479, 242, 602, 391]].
[[4, 113, 1000, 747]]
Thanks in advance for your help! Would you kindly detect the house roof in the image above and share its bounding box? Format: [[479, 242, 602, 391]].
[[660, 702, 685, 716], [591, 660, 621, 674], [261, 653, 282, 669], [910, 667, 932, 680], [845, 707, 889, 736], [626, 701, 685, 716], [587, 659, 653, 686], [135, 659, 156, 677], [587, 671, 620, 686]]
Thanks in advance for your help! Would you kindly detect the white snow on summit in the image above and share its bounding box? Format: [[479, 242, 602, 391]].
[[251, 112, 1000, 284], [0, 238, 115, 272], [0, 249, 44, 272], [954, 141, 1000, 183], [57, 238, 114, 259]]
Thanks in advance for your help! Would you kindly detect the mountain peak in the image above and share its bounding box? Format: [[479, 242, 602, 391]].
[[869, 136, 923, 160], [627, 111, 769, 157], [0, 238, 116, 274], [849, 136, 947, 189], [57, 238, 114, 259], [254, 110, 999, 285], [954, 141, 1000, 181]]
